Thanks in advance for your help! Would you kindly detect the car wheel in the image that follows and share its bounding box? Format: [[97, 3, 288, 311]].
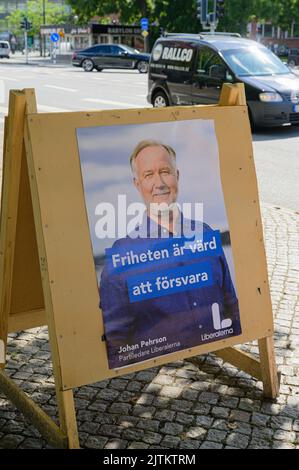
[[137, 61, 148, 73], [82, 58, 94, 72], [96, 67, 102, 72], [152, 91, 169, 108], [288, 60, 296, 68]]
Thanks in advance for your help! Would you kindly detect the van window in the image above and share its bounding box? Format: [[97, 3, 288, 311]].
[[222, 46, 289, 76], [196, 48, 224, 75], [0, 43, 8, 48]]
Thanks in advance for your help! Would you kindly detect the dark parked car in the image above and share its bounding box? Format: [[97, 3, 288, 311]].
[[288, 48, 299, 67], [72, 44, 150, 73], [147, 33, 299, 127]]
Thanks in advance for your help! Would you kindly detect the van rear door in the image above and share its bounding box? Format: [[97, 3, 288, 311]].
[[166, 68, 194, 105], [151, 41, 196, 105]]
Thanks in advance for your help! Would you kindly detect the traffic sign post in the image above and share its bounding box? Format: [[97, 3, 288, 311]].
[[20, 17, 32, 65], [210, 0, 217, 33], [24, 29, 28, 65], [140, 17, 149, 31], [140, 17, 149, 53], [197, 0, 225, 32], [197, 0, 208, 27], [50, 33, 59, 65]]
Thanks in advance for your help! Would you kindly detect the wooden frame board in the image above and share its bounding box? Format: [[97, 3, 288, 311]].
[[23, 90, 274, 390], [0, 85, 279, 448]]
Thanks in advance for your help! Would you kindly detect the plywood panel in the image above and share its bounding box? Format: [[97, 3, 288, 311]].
[[8, 309, 46, 333], [25, 104, 274, 389], [0, 92, 26, 365], [10, 140, 44, 316]]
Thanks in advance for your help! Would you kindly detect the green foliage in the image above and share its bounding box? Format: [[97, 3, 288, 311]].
[[270, 0, 299, 30], [5, 0, 69, 36], [66, 0, 154, 23], [217, 0, 256, 34], [153, 0, 199, 33], [65, 0, 104, 22], [65, 0, 299, 35]]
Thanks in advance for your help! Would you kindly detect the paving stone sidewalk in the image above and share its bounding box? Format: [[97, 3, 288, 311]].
[[0, 203, 298, 449]]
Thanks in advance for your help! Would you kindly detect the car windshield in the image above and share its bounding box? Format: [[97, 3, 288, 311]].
[[121, 45, 140, 54], [222, 46, 290, 76]]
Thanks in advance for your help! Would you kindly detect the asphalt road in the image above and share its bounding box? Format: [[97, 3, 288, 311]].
[[0, 61, 298, 211]]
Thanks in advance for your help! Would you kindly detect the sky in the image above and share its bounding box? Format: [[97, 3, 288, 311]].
[[77, 118, 230, 259]]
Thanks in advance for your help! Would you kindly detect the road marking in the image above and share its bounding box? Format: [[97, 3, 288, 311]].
[[92, 77, 125, 81], [82, 98, 144, 107], [0, 79, 4, 103], [0, 75, 19, 82], [38, 104, 69, 112], [0, 104, 69, 113], [44, 84, 77, 93]]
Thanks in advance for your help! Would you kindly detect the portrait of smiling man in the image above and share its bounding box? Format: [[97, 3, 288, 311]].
[[99, 139, 242, 369], [131, 140, 179, 235]]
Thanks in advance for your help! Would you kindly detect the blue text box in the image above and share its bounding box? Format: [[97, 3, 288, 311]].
[[105, 230, 222, 275], [127, 261, 213, 303]]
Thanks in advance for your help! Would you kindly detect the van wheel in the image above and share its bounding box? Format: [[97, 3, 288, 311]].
[[137, 61, 148, 73], [82, 59, 94, 72], [152, 91, 169, 107]]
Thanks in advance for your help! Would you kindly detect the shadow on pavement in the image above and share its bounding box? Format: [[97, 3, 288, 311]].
[[252, 125, 299, 142]]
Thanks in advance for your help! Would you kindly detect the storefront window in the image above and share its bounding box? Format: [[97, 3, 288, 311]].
[[264, 24, 273, 38]]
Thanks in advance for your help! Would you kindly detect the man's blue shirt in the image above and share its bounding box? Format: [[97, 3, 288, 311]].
[[100, 216, 242, 369]]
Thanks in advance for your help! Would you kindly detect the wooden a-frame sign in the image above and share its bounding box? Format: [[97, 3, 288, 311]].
[[0, 85, 279, 448]]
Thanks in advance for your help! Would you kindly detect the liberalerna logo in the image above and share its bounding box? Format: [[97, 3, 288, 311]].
[[212, 302, 232, 330], [201, 303, 233, 342]]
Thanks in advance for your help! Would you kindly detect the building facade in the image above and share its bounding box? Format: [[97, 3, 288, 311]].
[[248, 19, 299, 49], [0, 0, 70, 19], [40, 23, 144, 54]]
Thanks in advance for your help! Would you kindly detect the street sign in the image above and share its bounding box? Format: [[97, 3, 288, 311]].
[[141, 30, 149, 38], [140, 17, 149, 31], [50, 32, 59, 43]]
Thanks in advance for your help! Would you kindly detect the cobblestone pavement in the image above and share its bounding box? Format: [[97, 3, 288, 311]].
[[0, 203, 298, 449]]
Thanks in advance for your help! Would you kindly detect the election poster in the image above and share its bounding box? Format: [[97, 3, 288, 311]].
[[76, 119, 242, 369]]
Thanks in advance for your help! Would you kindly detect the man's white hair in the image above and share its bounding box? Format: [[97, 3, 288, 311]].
[[129, 139, 176, 175]]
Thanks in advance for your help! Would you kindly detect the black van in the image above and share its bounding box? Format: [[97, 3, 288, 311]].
[[147, 33, 299, 127]]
